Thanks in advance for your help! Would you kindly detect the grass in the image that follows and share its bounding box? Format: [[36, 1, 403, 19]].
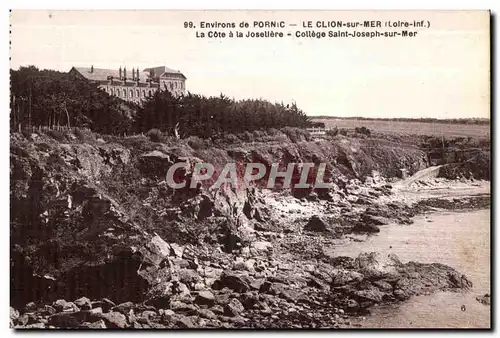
[[312, 118, 490, 139]]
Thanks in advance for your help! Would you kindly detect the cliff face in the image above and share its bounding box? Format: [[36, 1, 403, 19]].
[[10, 130, 430, 309]]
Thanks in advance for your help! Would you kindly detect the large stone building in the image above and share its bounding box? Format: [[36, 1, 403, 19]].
[[67, 65, 186, 103]]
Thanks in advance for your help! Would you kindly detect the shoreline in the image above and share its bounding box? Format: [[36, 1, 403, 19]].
[[9, 130, 491, 329], [342, 208, 491, 329], [11, 179, 490, 329]]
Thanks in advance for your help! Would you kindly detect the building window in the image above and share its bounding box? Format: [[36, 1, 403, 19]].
[[170, 82, 173, 90], [143, 90, 146, 97], [123, 89, 127, 98], [136, 89, 140, 97], [116, 90, 120, 97], [148, 90, 152, 97], [130, 89, 134, 98]]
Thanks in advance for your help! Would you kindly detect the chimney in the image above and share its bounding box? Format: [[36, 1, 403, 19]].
[[136, 68, 140, 81], [119, 66, 122, 80], [90, 65, 94, 73], [124, 67, 127, 80], [132, 67, 135, 80]]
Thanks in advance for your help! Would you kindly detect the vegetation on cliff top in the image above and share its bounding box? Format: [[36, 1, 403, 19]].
[[10, 66, 311, 138]]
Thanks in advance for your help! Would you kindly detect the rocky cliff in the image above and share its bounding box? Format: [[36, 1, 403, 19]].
[[10, 130, 475, 328]]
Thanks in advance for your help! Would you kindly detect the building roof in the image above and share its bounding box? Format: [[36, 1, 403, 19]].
[[72, 65, 186, 82], [143, 66, 186, 79]]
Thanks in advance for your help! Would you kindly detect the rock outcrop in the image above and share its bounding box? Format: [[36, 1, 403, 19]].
[[9, 131, 479, 329]]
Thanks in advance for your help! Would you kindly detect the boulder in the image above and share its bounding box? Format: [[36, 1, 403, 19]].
[[48, 312, 89, 328], [24, 302, 37, 313], [99, 311, 129, 329], [195, 291, 215, 307], [250, 241, 273, 255], [224, 298, 245, 317], [213, 272, 250, 293], [175, 315, 195, 328], [169, 301, 198, 316], [331, 269, 364, 286], [197, 308, 217, 319], [74, 297, 92, 310], [361, 214, 389, 226], [91, 298, 115, 313], [80, 319, 107, 329], [304, 215, 329, 232], [351, 222, 380, 233], [170, 243, 185, 258], [112, 301, 135, 315], [476, 294, 491, 306], [10, 307, 19, 321], [52, 299, 79, 313], [355, 252, 401, 279]]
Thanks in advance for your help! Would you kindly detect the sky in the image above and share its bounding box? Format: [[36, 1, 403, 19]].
[[9, 10, 490, 118]]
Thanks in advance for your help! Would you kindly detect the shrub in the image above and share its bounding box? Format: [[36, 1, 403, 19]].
[[338, 128, 348, 136], [355, 126, 371, 136], [223, 133, 241, 144], [281, 127, 309, 143], [187, 136, 206, 150], [46, 130, 66, 142], [266, 128, 280, 136], [326, 127, 339, 137], [146, 128, 164, 142], [74, 128, 95, 143], [252, 130, 266, 138]]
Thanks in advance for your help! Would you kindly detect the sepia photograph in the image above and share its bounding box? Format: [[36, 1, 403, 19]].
[[9, 9, 491, 329]]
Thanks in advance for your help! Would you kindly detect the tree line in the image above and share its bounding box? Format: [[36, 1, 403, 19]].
[[10, 66, 311, 138]]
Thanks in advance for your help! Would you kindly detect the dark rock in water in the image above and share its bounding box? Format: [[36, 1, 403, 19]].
[[304, 215, 329, 232], [329, 252, 474, 314], [224, 298, 245, 317], [345, 299, 360, 312], [361, 213, 388, 226], [353, 285, 386, 304], [476, 294, 491, 306], [448, 272, 473, 289], [351, 222, 380, 233], [355, 252, 401, 279], [397, 216, 413, 225]]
